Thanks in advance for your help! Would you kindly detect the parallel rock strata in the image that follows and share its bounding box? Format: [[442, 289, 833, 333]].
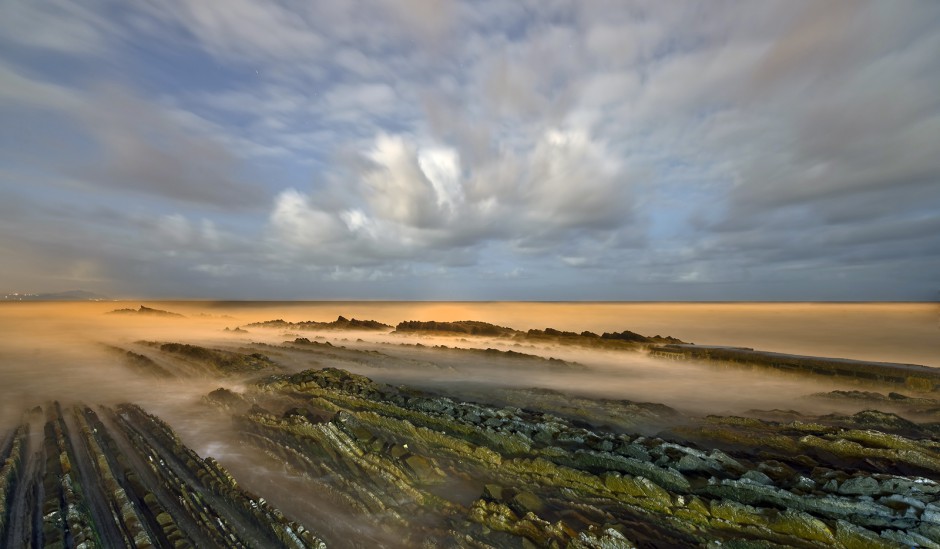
[[0, 402, 326, 548], [394, 320, 686, 347], [138, 342, 282, 377], [4, 340, 938, 548], [199, 366, 939, 548], [650, 345, 940, 392]]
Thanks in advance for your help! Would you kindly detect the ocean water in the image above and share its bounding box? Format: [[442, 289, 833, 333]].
[[0, 300, 936, 428], [1, 300, 937, 544], [143, 300, 940, 366]]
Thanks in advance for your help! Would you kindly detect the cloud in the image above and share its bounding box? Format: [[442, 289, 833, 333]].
[[73, 86, 266, 208], [1, 0, 938, 299], [266, 125, 640, 270], [0, 64, 264, 208], [139, 0, 325, 63], [0, 0, 119, 55], [0, 62, 83, 109]]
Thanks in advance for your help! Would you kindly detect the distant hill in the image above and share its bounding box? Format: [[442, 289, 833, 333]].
[[1, 290, 111, 301]]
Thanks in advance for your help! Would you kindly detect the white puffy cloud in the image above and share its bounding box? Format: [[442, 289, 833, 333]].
[[269, 189, 345, 249], [267, 125, 639, 269]]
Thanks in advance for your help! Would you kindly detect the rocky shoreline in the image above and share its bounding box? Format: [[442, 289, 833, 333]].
[[2, 314, 938, 547]]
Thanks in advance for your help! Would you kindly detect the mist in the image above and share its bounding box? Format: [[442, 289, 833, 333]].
[[2, 301, 934, 429], [2, 301, 939, 547]]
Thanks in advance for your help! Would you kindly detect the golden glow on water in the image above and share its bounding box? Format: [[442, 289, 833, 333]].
[[140, 301, 938, 366], [2, 301, 936, 364], [0, 301, 936, 430]]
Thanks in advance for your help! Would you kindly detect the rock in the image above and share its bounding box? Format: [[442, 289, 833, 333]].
[[616, 443, 650, 462], [483, 484, 504, 501], [880, 476, 940, 495], [741, 470, 774, 486], [404, 455, 439, 483], [849, 410, 920, 432], [879, 528, 939, 548], [709, 500, 768, 527], [512, 491, 545, 514], [568, 527, 637, 548], [769, 510, 835, 544], [834, 520, 902, 549], [793, 476, 815, 491], [838, 476, 880, 496], [708, 450, 746, 474], [676, 454, 706, 472], [923, 503, 940, 525]]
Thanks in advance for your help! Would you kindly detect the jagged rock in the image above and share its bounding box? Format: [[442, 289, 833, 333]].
[[740, 470, 774, 486], [838, 476, 880, 496], [10, 360, 929, 548], [108, 305, 185, 317], [396, 320, 517, 336], [250, 316, 392, 331], [567, 527, 637, 548], [769, 509, 835, 543], [204, 387, 248, 411], [483, 484, 504, 501], [512, 491, 545, 514], [848, 410, 920, 432]]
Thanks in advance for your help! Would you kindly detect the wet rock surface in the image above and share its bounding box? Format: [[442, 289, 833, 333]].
[[652, 345, 940, 392], [3, 318, 939, 548], [138, 342, 282, 377], [193, 364, 940, 548], [0, 402, 325, 549]]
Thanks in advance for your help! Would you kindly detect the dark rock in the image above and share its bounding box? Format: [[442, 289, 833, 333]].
[[483, 484, 504, 501], [511, 491, 545, 514], [837, 476, 880, 496]]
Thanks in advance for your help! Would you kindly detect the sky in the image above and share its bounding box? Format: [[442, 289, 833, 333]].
[[1, 1, 938, 301]]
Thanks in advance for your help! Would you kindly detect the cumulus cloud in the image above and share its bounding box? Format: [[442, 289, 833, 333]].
[[266, 125, 639, 270]]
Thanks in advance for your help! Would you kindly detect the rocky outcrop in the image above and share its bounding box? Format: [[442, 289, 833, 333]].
[[651, 345, 940, 392], [248, 316, 392, 331], [146, 342, 281, 376], [234, 367, 940, 548], [3, 356, 937, 548], [0, 403, 326, 548], [103, 344, 174, 378], [395, 320, 518, 336], [523, 328, 689, 349], [396, 320, 687, 348], [108, 305, 185, 317]]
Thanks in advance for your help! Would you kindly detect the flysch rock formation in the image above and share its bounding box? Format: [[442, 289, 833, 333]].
[[5, 322, 940, 548], [196, 365, 939, 548], [0, 402, 325, 549]]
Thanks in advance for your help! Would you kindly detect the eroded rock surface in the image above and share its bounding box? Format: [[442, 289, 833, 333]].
[[190, 366, 940, 548], [0, 402, 325, 548], [4, 332, 939, 548]]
